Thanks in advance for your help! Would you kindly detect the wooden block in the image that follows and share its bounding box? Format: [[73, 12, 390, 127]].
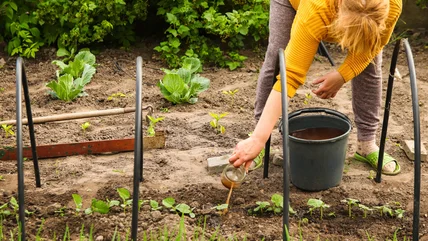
[[402, 140, 427, 162]]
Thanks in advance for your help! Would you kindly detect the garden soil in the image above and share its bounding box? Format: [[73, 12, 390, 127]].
[[1, 37, 428, 240]]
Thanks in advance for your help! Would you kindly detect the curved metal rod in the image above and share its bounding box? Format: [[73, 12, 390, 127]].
[[402, 39, 421, 241], [16, 57, 27, 240], [131, 56, 143, 241], [278, 48, 290, 238], [375, 40, 401, 182]]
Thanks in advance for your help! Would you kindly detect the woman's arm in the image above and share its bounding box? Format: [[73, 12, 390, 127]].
[[229, 90, 283, 170]]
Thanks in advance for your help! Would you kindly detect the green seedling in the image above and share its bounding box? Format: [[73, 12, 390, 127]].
[[160, 107, 169, 113], [55, 207, 67, 217], [303, 93, 312, 105], [209, 112, 228, 134], [0, 203, 11, 218], [358, 204, 373, 218], [162, 197, 176, 211], [138, 199, 148, 212], [150, 200, 162, 211], [175, 203, 195, 218], [1, 124, 15, 138], [394, 209, 405, 219], [373, 205, 394, 217], [222, 89, 239, 108], [254, 201, 270, 213], [341, 198, 360, 217], [72, 194, 83, 214], [107, 92, 126, 101], [367, 170, 376, 180], [85, 199, 109, 215], [147, 115, 165, 137], [0, 175, 4, 181], [307, 198, 330, 220], [81, 122, 90, 132], [112, 169, 125, 175], [107, 198, 120, 208], [0, 87, 4, 93], [117, 188, 132, 213], [212, 204, 229, 211]]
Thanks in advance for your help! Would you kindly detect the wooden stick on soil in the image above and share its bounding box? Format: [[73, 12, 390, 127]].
[[0, 107, 136, 126]]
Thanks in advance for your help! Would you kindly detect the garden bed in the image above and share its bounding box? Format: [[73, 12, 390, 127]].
[[1, 40, 428, 240]]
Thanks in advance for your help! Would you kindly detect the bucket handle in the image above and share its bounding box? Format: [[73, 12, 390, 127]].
[[288, 107, 352, 126]]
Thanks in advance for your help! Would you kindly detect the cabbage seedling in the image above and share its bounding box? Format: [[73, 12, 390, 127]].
[[307, 198, 330, 220], [147, 115, 165, 137], [358, 204, 373, 218], [162, 197, 176, 211], [0, 175, 4, 181], [72, 194, 83, 214], [222, 89, 239, 108], [341, 198, 360, 217], [1, 124, 15, 138], [212, 204, 229, 211], [175, 203, 195, 218], [394, 209, 405, 219], [150, 200, 162, 211], [117, 188, 132, 213], [209, 112, 228, 134], [81, 122, 90, 132], [254, 201, 270, 213]]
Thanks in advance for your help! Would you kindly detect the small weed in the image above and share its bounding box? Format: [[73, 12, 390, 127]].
[[303, 93, 312, 105], [341, 198, 360, 218], [1, 125, 15, 138], [222, 89, 239, 108], [150, 200, 162, 211], [212, 204, 228, 211], [160, 107, 169, 113], [0, 176, 4, 181], [107, 92, 126, 101], [253, 201, 270, 213], [112, 169, 126, 175], [209, 112, 228, 134], [146, 115, 165, 137], [367, 170, 376, 180], [307, 198, 330, 220], [81, 122, 90, 132], [54, 207, 67, 217]]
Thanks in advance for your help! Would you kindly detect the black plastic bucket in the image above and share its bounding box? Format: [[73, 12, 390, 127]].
[[287, 108, 352, 191]]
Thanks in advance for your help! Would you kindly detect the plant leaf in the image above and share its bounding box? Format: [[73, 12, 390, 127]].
[[162, 197, 175, 208], [181, 57, 201, 73], [74, 50, 96, 66], [162, 73, 185, 95], [91, 199, 109, 214], [117, 188, 131, 201]]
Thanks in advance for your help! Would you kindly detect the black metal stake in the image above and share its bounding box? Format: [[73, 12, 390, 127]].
[[279, 49, 290, 238], [21, 63, 41, 187], [16, 57, 27, 241], [318, 41, 335, 66], [375, 40, 401, 183], [131, 57, 143, 241], [263, 136, 271, 178], [402, 39, 421, 241]]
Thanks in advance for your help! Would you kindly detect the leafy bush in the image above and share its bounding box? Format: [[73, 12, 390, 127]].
[[158, 57, 210, 104], [154, 0, 269, 69], [0, 0, 44, 58], [417, 0, 428, 8], [46, 50, 97, 101], [36, 0, 149, 50]]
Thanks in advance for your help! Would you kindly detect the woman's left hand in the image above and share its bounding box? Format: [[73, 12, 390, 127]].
[[311, 71, 345, 99]]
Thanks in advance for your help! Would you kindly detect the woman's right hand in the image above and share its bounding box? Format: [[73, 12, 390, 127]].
[[229, 136, 265, 171]]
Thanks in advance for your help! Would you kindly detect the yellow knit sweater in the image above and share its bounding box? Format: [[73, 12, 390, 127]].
[[273, 0, 402, 97]]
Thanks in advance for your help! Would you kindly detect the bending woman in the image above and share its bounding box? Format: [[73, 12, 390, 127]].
[[231, 0, 402, 175]]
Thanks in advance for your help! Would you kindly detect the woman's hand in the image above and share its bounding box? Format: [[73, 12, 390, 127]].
[[229, 136, 265, 171], [311, 71, 345, 99]]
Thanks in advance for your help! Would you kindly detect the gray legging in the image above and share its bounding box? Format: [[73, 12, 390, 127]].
[[254, 0, 381, 142]]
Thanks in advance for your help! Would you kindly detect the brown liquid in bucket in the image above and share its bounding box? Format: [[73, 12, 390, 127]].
[[291, 127, 345, 140]]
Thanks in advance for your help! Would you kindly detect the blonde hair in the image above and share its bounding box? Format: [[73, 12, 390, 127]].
[[329, 0, 390, 54]]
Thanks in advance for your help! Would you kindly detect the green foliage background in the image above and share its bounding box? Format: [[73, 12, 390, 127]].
[[0, 0, 270, 68], [0, 0, 426, 68]]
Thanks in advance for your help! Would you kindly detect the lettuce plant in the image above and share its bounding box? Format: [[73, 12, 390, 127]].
[[158, 57, 210, 104], [46, 50, 97, 102]]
